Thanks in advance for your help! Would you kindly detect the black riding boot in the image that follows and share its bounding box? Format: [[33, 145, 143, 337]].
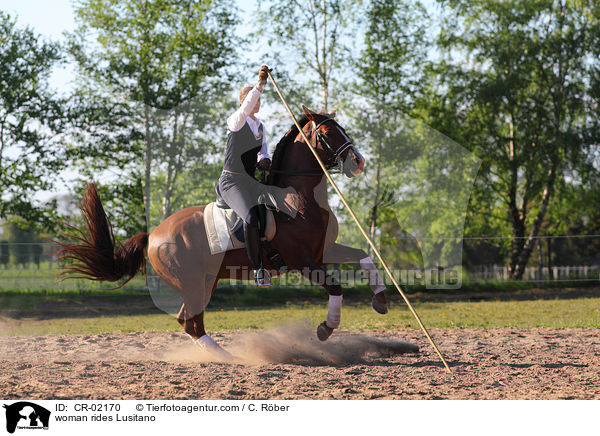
[[244, 207, 271, 287], [257, 204, 267, 239], [256, 204, 285, 271]]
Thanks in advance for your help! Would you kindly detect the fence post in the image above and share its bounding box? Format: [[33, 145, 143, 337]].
[[537, 239, 543, 288]]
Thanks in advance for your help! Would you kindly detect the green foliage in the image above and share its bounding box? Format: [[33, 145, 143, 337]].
[[337, 0, 428, 251], [427, 0, 600, 276], [73, 178, 147, 238], [0, 12, 67, 231], [2, 0, 598, 285], [337, 1, 480, 274], [67, 0, 239, 232], [149, 162, 222, 228], [146, 94, 234, 226], [355, 0, 428, 110], [70, 0, 238, 108], [0, 218, 46, 266], [254, 0, 354, 112], [0, 241, 8, 268]]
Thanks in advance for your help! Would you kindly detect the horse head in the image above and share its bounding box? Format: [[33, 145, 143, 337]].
[[301, 105, 365, 178]]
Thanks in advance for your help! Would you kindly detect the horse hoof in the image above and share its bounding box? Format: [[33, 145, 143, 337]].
[[317, 321, 334, 341], [372, 294, 388, 314]]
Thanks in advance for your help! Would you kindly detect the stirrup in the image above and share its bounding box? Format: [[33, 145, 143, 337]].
[[254, 268, 272, 287]]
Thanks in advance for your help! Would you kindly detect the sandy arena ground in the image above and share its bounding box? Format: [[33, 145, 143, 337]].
[[0, 326, 598, 400]]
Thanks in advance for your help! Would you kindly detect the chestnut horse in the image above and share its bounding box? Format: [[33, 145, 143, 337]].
[[59, 106, 388, 358]]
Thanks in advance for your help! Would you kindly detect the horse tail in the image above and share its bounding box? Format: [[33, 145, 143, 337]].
[[57, 183, 148, 287]]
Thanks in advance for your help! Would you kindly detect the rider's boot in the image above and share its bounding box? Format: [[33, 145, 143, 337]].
[[257, 204, 267, 239], [244, 220, 271, 287], [264, 242, 285, 271], [257, 204, 286, 271]]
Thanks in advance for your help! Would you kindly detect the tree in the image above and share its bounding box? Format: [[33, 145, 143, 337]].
[[0, 240, 9, 269], [0, 12, 66, 230], [149, 95, 234, 222], [254, 0, 352, 112], [31, 243, 43, 269], [149, 161, 222, 225], [541, 169, 600, 270], [66, 178, 147, 240], [68, 0, 238, 229], [429, 0, 600, 278], [351, 0, 428, 254], [2, 219, 33, 267]]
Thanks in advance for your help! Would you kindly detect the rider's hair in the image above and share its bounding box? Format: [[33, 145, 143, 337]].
[[239, 86, 254, 105]]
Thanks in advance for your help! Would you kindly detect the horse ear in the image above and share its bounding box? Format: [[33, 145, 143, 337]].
[[329, 110, 336, 119], [302, 105, 316, 121]]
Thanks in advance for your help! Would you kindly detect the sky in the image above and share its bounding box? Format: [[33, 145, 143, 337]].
[[0, 0, 76, 93], [0, 0, 260, 94], [0, 0, 76, 37]]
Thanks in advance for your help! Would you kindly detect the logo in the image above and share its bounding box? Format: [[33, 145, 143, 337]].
[[3, 402, 50, 434]]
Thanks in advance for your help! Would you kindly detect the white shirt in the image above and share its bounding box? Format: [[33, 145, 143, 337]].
[[226, 86, 270, 161]]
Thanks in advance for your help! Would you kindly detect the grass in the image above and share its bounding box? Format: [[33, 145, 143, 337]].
[[2, 261, 598, 293], [0, 262, 148, 291], [0, 289, 151, 311], [1, 297, 599, 336]]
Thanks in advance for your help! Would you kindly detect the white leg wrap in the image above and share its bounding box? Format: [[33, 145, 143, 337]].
[[360, 256, 386, 294], [326, 295, 343, 329], [192, 334, 233, 361], [194, 334, 218, 350]]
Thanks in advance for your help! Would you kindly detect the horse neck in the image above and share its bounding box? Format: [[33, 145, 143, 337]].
[[277, 128, 324, 201]]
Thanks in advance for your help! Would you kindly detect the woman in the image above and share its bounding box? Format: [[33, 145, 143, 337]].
[[218, 65, 273, 287]]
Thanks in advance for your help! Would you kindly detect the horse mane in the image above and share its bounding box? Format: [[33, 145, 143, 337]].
[[267, 115, 310, 185]]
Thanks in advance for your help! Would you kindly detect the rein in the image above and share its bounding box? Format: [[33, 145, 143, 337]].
[[267, 167, 340, 177], [266, 118, 349, 179]]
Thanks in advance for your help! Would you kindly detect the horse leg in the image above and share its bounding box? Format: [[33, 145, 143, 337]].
[[301, 263, 342, 341], [176, 300, 233, 361], [176, 304, 206, 339], [323, 242, 388, 314]]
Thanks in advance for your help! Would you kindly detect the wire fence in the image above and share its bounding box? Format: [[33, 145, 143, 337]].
[[0, 235, 598, 291], [467, 264, 599, 282]]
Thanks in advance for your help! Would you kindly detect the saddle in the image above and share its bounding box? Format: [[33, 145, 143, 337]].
[[204, 185, 277, 255]]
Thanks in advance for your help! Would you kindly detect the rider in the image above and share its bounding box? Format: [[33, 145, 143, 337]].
[[218, 65, 272, 287]]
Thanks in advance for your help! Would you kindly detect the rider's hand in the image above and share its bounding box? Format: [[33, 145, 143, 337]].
[[257, 158, 271, 170], [258, 65, 270, 85]]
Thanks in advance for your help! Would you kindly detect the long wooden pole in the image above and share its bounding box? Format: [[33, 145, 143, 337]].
[[267, 70, 452, 373]]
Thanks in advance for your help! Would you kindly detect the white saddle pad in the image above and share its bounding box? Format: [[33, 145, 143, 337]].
[[203, 202, 276, 255]]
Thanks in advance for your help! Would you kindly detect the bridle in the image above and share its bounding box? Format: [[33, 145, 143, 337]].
[[312, 118, 357, 169], [267, 117, 358, 177]]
